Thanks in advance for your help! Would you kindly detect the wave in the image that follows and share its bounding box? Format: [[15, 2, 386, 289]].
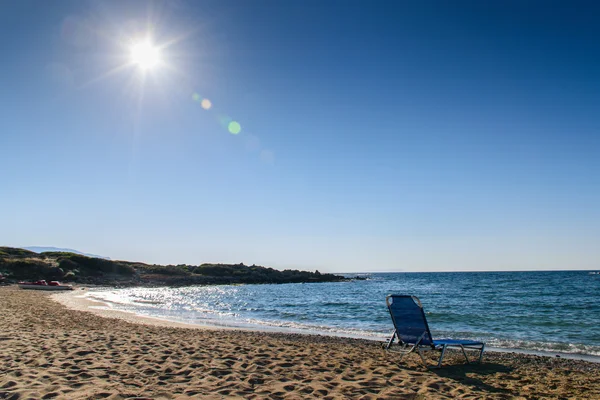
[[485, 338, 600, 357]]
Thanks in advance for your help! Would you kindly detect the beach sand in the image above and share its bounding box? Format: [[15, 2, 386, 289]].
[[1, 286, 598, 399]]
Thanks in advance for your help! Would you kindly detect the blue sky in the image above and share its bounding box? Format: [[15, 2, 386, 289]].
[[1, 1, 599, 272]]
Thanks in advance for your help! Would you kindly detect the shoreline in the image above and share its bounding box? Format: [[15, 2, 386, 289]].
[[53, 287, 600, 364], [2, 286, 599, 399]]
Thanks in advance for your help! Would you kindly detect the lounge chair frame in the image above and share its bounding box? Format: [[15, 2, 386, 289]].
[[384, 295, 485, 369]]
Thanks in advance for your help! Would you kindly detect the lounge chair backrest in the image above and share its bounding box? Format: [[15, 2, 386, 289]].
[[386, 295, 434, 346]]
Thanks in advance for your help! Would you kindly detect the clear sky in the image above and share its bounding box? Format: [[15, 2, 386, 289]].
[[1, 1, 599, 272]]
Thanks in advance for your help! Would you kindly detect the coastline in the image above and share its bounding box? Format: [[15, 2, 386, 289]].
[[55, 287, 600, 364], [3, 285, 599, 399]]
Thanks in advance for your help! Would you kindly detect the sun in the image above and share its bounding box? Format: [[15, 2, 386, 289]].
[[130, 40, 160, 70]]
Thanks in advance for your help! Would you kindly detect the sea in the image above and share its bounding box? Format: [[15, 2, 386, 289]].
[[84, 270, 600, 358]]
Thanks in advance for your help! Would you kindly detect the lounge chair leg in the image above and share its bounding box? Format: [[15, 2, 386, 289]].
[[478, 344, 485, 363], [416, 347, 429, 368], [436, 345, 447, 368], [385, 331, 397, 350], [459, 345, 470, 364]]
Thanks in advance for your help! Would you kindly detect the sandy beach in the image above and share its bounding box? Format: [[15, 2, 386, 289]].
[[1, 286, 599, 399]]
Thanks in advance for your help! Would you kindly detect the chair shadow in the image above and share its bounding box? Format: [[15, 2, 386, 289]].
[[431, 361, 515, 395], [384, 348, 516, 396]]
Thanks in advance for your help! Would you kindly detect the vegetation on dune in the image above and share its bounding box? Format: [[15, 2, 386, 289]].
[[0, 246, 347, 286], [0, 247, 38, 257]]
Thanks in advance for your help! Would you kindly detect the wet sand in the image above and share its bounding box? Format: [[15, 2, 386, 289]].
[[1, 286, 599, 399]]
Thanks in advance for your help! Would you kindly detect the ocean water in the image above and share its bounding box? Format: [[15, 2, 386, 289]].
[[85, 271, 600, 356]]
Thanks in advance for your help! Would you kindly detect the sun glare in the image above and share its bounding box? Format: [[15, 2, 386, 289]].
[[130, 40, 160, 70]]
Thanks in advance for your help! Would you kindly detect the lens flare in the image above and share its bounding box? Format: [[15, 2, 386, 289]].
[[201, 99, 212, 110], [228, 121, 241, 134]]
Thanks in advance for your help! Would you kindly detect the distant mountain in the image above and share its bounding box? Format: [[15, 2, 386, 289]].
[[22, 246, 110, 260]]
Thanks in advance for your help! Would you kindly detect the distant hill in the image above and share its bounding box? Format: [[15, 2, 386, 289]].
[[0, 246, 347, 286], [22, 247, 110, 260]]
